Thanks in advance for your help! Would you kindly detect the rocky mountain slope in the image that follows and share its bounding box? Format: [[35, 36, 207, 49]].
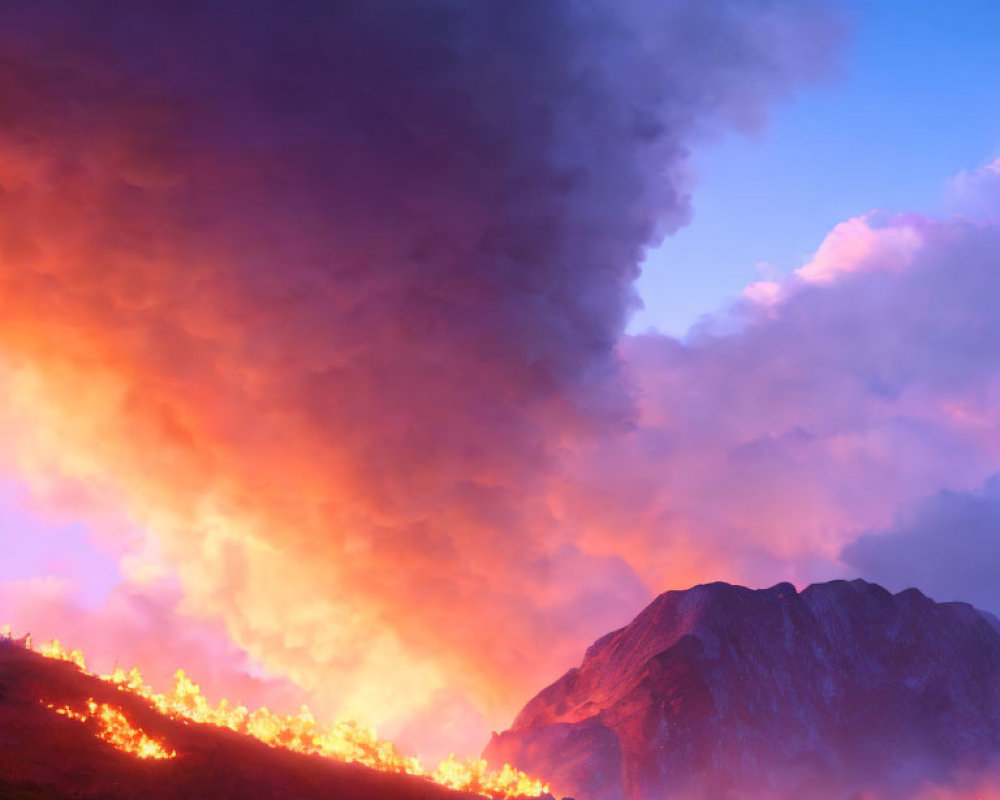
[[483, 579, 1000, 800]]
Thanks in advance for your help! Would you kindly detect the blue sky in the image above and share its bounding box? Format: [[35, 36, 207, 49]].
[[632, 0, 1000, 337]]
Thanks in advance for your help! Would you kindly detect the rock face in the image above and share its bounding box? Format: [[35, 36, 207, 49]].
[[483, 579, 1000, 800]]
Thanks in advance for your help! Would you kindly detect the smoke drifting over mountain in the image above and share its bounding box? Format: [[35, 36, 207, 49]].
[[577, 212, 1000, 600], [0, 0, 843, 743], [845, 474, 1000, 614]]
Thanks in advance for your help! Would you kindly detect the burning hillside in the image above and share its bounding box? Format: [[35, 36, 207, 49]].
[[0, 628, 550, 800]]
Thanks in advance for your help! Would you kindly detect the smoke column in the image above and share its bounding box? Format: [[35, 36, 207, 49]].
[[0, 0, 841, 747]]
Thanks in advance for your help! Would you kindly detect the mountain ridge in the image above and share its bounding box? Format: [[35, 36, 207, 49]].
[[484, 578, 1000, 800]]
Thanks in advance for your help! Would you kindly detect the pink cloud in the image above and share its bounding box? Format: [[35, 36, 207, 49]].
[[745, 212, 926, 306], [559, 206, 1000, 608], [946, 156, 1000, 220]]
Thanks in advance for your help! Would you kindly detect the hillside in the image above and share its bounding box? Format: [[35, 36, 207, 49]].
[[0, 639, 532, 800]]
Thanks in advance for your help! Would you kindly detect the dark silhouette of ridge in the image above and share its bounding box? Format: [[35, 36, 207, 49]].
[[0, 640, 498, 800], [483, 579, 1000, 800]]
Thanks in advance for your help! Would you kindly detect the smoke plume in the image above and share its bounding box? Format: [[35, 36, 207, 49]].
[[0, 0, 841, 745]]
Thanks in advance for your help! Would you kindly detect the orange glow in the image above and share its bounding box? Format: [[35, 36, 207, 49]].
[[30, 636, 549, 798], [47, 699, 176, 760]]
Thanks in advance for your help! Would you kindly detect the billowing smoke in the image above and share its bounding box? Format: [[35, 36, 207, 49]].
[[844, 474, 1000, 614], [573, 211, 1000, 603], [0, 0, 842, 748]]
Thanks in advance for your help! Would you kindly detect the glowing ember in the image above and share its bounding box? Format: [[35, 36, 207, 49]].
[[18, 634, 549, 798], [48, 699, 176, 760]]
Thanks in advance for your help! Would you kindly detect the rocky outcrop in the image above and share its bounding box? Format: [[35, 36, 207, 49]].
[[484, 579, 1000, 800]]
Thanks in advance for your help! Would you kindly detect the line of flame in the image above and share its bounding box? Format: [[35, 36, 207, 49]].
[[1, 628, 549, 799], [47, 698, 177, 760]]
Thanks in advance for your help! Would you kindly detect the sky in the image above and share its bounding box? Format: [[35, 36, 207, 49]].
[[633, 0, 1000, 336], [0, 0, 999, 766]]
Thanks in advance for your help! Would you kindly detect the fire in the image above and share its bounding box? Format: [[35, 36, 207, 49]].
[[39, 639, 87, 670], [14, 633, 549, 799], [48, 699, 176, 760]]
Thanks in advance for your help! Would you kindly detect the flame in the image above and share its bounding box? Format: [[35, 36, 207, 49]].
[[48, 699, 176, 760], [14, 633, 549, 798], [38, 639, 87, 670]]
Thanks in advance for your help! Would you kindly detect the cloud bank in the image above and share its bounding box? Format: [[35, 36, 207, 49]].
[[844, 474, 1000, 614], [0, 0, 843, 749], [591, 210, 1000, 600]]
